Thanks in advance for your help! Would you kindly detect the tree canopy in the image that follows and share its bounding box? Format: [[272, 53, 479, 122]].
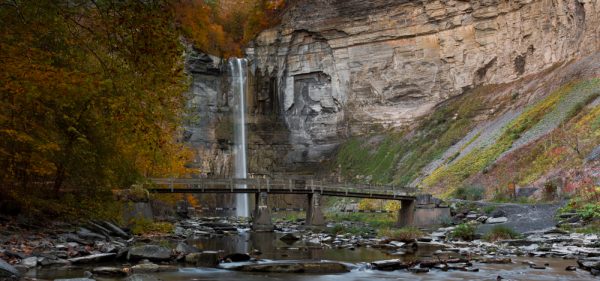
[[0, 0, 192, 217]]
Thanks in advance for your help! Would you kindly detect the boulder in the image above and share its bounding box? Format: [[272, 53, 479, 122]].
[[371, 259, 410, 271], [485, 217, 508, 224], [279, 233, 300, 243], [21, 257, 38, 268], [578, 257, 600, 271], [54, 279, 95, 281], [222, 253, 251, 262], [175, 242, 199, 255], [0, 259, 20, 278], [127, 245, 171, 261], [131, 263, 159, 273], [101, 221, 130, 239], [91, 266, 127, 276], [185, 251, 219, 267]]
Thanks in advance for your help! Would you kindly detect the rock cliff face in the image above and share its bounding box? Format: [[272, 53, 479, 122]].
[[249, 0, 600, 167], [188, 0, 600, 177]]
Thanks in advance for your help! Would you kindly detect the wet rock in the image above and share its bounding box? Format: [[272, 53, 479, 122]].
[[486, 217, 508, 224], [0, 258, 20, 278], [100, 221, 130, 239], [578, 257, 600, 270], [77, 228, 106, 241], [68, 253, 116, 264], [409, 267, 429, 273], [222, 253, 251, 263], [371, 259, 410, 271], [21, 257, 38, 268], [479, 257, 512, 264], [127, 245, 171, 261], [234, 261, 349, 273], [91, 266, 127, 276], [279, 233, 300, 243], [175, 242, 198, 255], [185, 251, 219, 267], [131, 263, 159, 273], [125, 274, 163, 281], [38, 257, 70, 267], [565, 265, 577, 271], [529, 264, 546, 269], [54, 279, 95, 281]]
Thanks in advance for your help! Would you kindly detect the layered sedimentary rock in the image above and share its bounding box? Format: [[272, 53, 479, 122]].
[[249, 0, 600, 166]]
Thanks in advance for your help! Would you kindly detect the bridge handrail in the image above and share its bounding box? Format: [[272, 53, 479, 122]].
[[147, 177, 417, 195]]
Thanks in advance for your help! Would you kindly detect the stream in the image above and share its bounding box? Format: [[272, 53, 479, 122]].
[[25, 232, 592, 281]]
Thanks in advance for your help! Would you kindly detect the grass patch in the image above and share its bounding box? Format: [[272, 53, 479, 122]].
[[328, 212, 397, 229], [129, 217, 174, 235], [450, 223, 476, 241], [482, 205, 496, 214], [327, 224, 373, 236], [378, 227, 424, 241], [483, 226, 521, 241], [424, 79, 600, 193]]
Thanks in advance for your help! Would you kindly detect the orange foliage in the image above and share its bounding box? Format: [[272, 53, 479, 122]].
[[175, 0, 285, 58]]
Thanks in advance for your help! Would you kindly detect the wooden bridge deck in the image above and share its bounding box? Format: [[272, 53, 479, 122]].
[[148, 178, 418, 201]]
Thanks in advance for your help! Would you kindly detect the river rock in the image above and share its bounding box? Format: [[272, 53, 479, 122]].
[[77, 228, 106, 241], [54, 279, 95, 281], [234, 261, 349, 273], [68, 253, 116, 264], [222, 253, 251, 262], [131, 263, 159, 273], [486, 217, 508, 224], [185, 251, 219, 267], [0, 258, 20, 278], [125, 274, 163, 281], [127, 245, 172, 261], [91, 266, 127, 276], [21, 257, 38, 268], [175, 242, 198, 255], [479, 257, 512, 264], [100, 221, 130, 239], [578, 257, 600, 270], [371, 259, 410, 271]]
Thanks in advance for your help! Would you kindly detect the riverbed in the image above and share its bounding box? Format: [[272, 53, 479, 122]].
[[25, 231, 593, 281]]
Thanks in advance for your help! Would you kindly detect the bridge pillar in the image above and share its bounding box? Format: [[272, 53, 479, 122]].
[[306, 193, 325, 228], [396, 199, 415, 227], [252, 192, 274, 232]]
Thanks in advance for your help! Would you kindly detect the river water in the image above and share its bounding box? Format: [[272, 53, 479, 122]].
[[25, 232, 593, 281]]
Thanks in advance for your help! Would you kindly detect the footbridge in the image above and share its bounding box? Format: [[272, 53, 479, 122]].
[[148, 178, 449, 230]]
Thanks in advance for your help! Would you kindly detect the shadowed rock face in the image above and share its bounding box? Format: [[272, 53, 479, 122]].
[[249, 0, 600, 165]]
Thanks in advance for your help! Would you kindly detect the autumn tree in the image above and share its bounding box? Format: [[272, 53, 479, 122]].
[[0, 0, 192, 217]]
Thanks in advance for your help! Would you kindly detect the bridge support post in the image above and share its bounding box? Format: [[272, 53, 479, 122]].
[[252, 192, 274, 232], [396, 199, 415, 227], [306, 193, 325, 228]]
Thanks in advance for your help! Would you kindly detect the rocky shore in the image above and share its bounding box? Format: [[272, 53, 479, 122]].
[[1, 202, 599, 280]]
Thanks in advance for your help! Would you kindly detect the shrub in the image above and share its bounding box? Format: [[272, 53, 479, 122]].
[[484, 226, 521, 242], [378, 227, 424, 241], [482, 205, 496, 214], [578, 203, 600, 220], [453, 185, 484, 201], [130, 217, 174, 235], [450, 223, 476, 241]]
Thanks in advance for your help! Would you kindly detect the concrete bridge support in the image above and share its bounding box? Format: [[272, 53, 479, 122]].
[[252, 192, 274, 232], [306, 193, 325, 228], [396, 199, 415, 227]]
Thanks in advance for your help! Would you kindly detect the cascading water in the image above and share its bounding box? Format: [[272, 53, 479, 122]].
[[230, 58, 249, 217]]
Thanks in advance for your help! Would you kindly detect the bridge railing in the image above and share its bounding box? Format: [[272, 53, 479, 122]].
[[148, 177, 418, 197]]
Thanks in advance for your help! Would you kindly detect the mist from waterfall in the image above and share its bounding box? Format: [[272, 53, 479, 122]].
[[230, 58, 249, 217]]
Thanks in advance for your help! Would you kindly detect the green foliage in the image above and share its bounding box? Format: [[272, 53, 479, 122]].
[[453, 185, 485, 201], [483, 226, 521, 242], [328, 212, 397, 229], [336, 85, 495, 186], [450, 223, 476, 241], [130, 217, 174, 235], [578, 203, 600, 220], [424, 79, 600, 192], [482, 205, 496, 214], [378, 227, 424, 241], [327, 224, 372, 236]]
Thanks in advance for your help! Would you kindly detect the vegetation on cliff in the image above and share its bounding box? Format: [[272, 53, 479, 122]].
[[175, 0, 285, 58]]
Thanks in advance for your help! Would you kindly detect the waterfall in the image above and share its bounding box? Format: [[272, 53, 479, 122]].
[[230, 58, 249, 217]]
